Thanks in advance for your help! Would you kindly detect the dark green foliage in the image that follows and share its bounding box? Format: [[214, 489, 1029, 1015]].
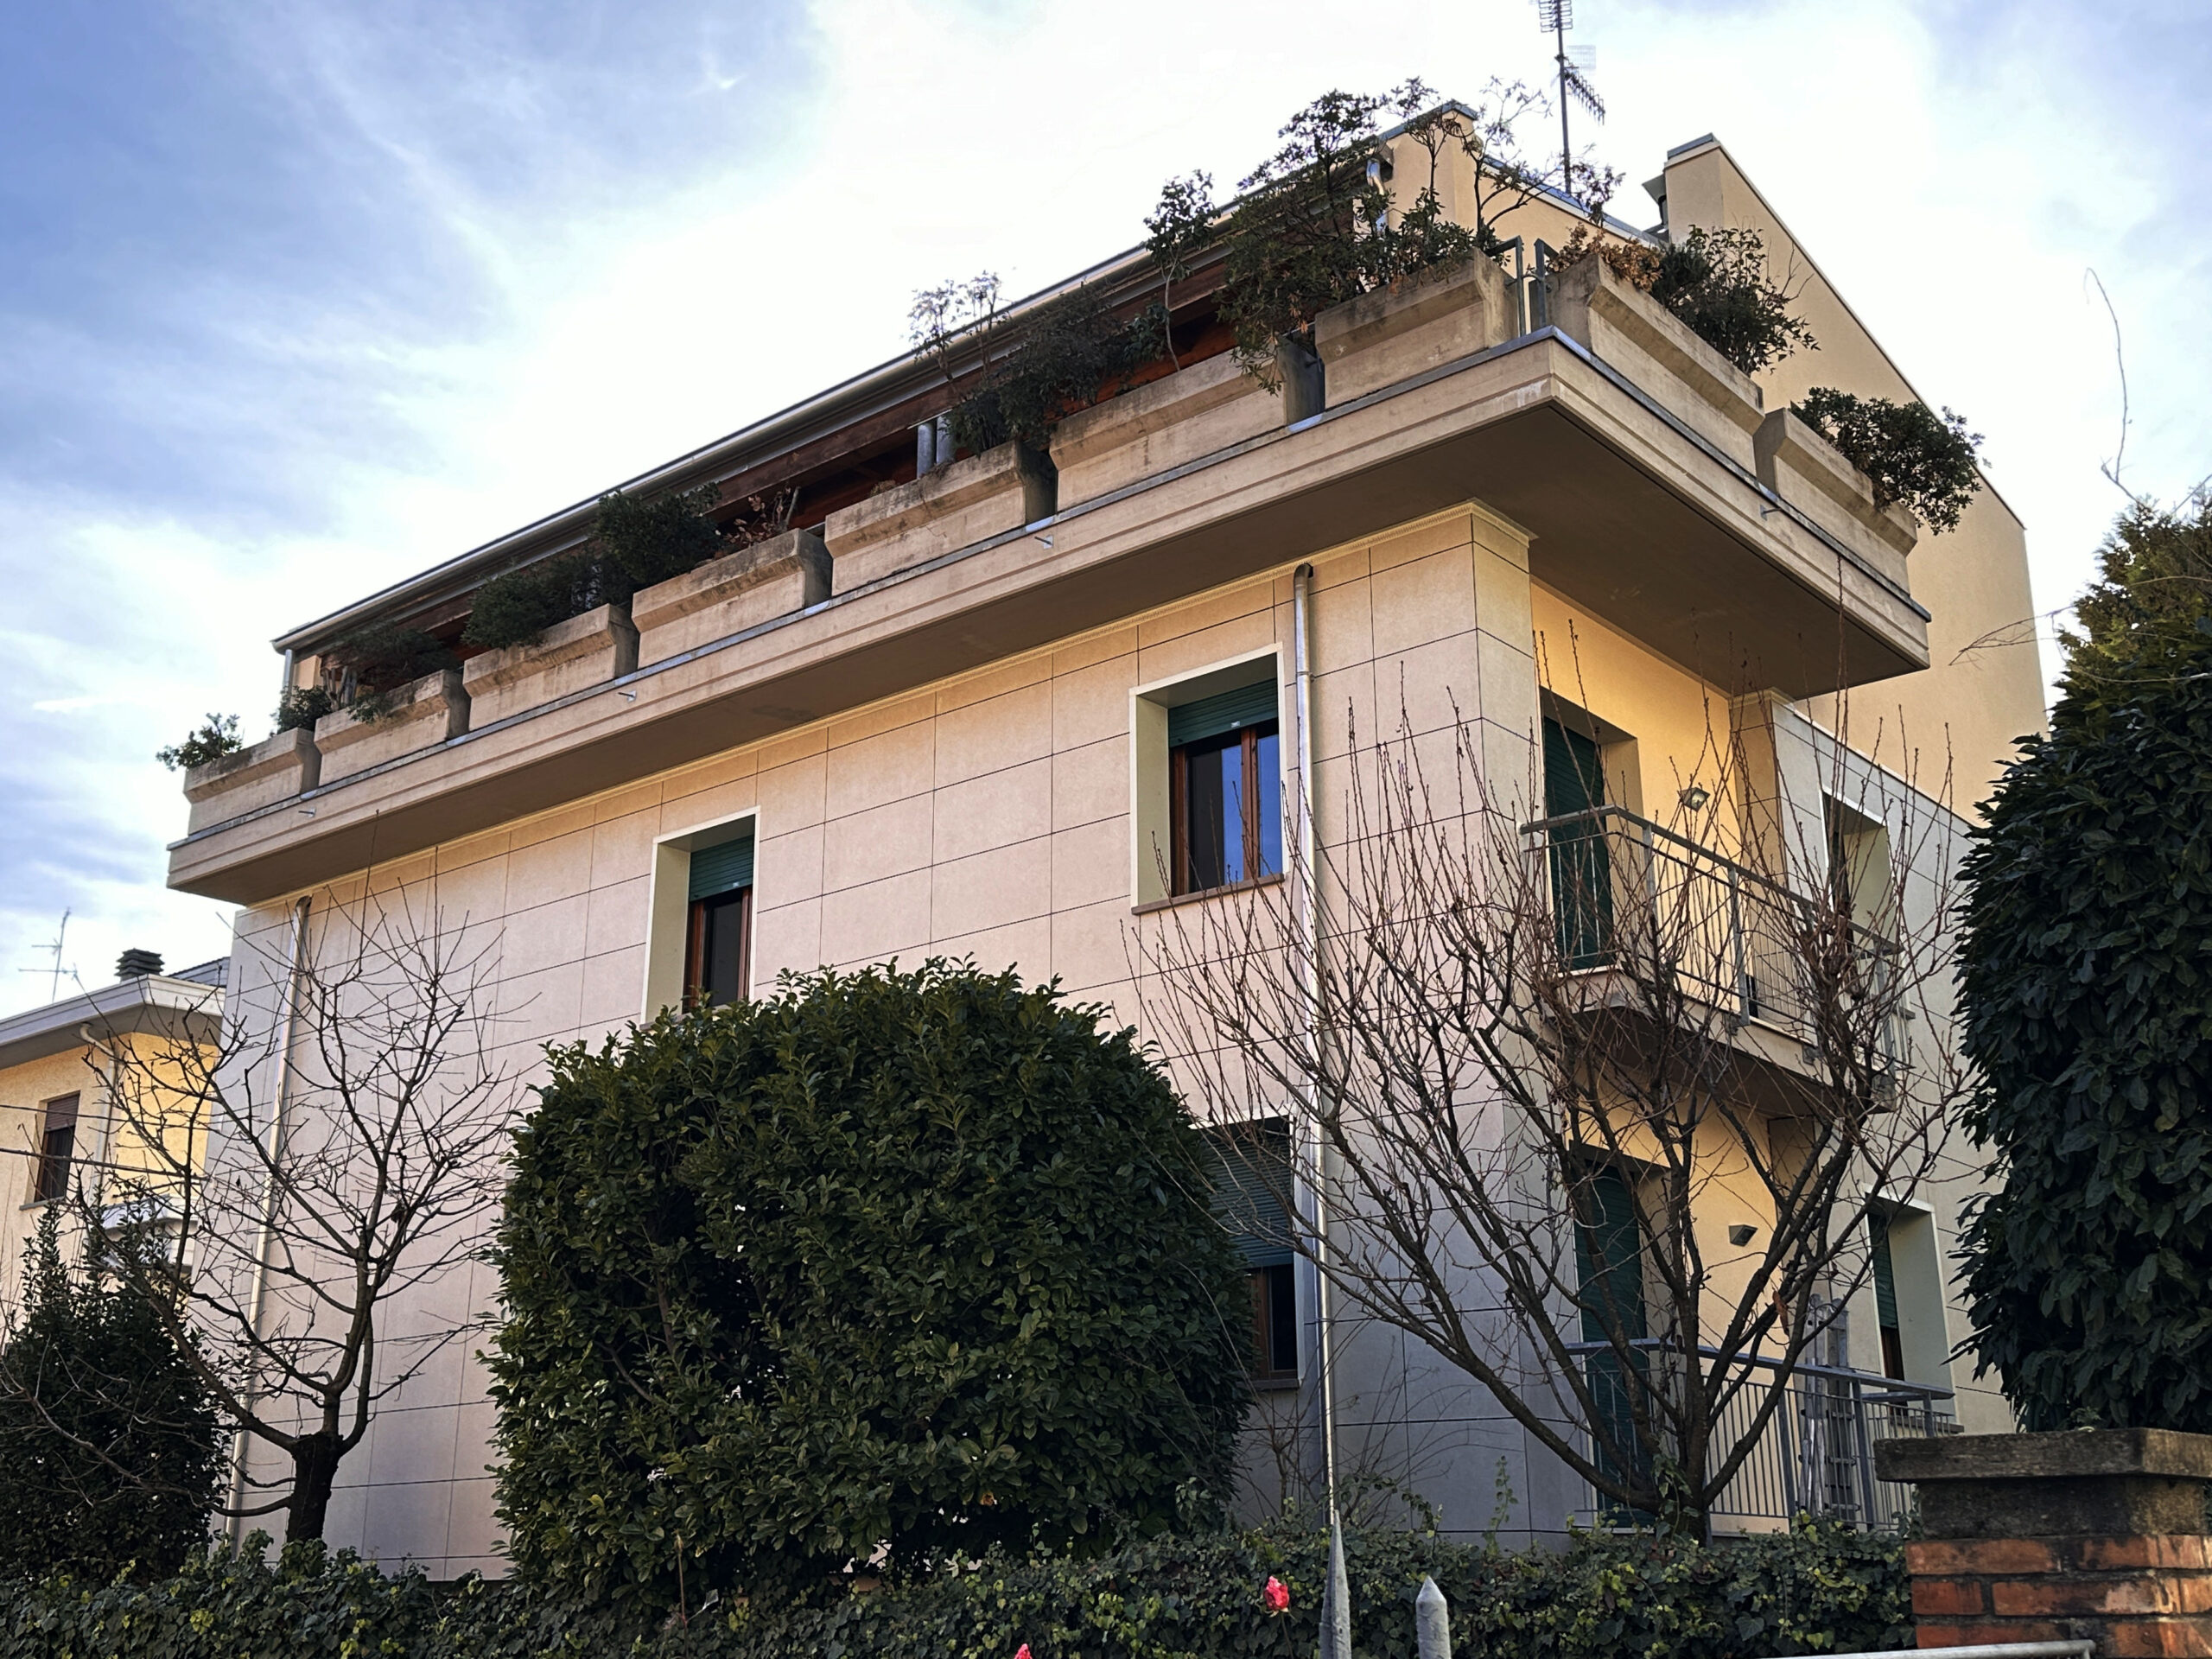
[[0, 1213, 224, 1581], [2063, 489, 2212, 685], [463, 486, 724, 651], [154, 712, 241, 771], [946, 289, 1163, 454], [1649, 227, 1816, 377], [1956, 546, 2212, 1430], [0, 1519, 1909, 1659], [274, 684, 340, 731], [461, 550, 608, 650], [1796, 390, 1984, 533], [488, 961, 1251, 1610]]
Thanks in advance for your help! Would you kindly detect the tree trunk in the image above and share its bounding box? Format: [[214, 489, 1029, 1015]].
[[285, 1429, 345, 1542]]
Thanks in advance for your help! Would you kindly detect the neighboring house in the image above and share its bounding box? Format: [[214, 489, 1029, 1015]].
[[0, 952, 226, 1296], [166, 120, 2044, 1576]]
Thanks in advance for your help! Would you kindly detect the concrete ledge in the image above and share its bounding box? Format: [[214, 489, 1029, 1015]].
[[1878, 1431, 2212, 1540], [1880, 1433, 2212, 1485], [1314, 255, 1512, 405], [824, 442, 1031, 593], [1551, 255, 1766, 469], [1756, 408, 1919, 570], [315, 669, 469, 785], [633, 530, 830, 666], [183, 728, 320, 834], [461, 602, 639, 727], [1051, 352, 1278, 509]]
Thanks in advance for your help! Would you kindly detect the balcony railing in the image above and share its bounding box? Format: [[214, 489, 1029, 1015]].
[[1567, 1339, 1959, 1531], [1521, 805, 1904, 1065]]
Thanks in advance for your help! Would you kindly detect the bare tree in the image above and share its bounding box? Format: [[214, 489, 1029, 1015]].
[[1141, 694, 1973, 1535], [86, 887, 518, 1542]]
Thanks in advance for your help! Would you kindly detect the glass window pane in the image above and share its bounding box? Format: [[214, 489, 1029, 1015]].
[[1255, 729, 1281, 875], [1183, 740, 1229, 891], [702, 892, 747, 1007], [1220, 741, 1247, 886]]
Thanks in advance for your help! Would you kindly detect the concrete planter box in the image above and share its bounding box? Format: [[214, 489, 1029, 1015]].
[[313, 669, 468, 785], [823, 442, 1047, 595], [1313, 255, 1513, 405], [461, 602, 639, 727], [182, 728, 320, 834], [1878, 1428, 2212, 1538], [1549, 256, 1766, 470], [1756, 409, 1920, 580], [1050, 352, 1281, 510], [633, 530, 830, 667]]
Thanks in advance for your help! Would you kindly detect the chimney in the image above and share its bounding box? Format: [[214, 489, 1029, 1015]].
[[117, 948, 164, 979]]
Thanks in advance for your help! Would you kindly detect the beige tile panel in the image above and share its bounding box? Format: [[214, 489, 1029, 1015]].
[[934, 651, 1049, 715], [823, 717, 935, 819], [755, 821, 825, 905], [1049, 898, 1135, 996], [934, 678, 1052, 788], [1052, 815, 1129, 913], [1051, 654, 1137, 750], [931, 839, 1052, 940], [933, 758, 1052, 864], [935, 915, 1052, 983], [1051, 624, 1138, 678], [1052, 734, 1127, 832], [817, 868, 932, 968], [1134, 612, 1278, 689], [1370, 547, 1479, 658], [751, 894, 823, 984], [822, 791, 935, 893]]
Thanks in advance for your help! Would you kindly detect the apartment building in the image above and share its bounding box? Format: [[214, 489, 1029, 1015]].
[[167, 119, 2044, 1575], [0, 951, 226, 1295]]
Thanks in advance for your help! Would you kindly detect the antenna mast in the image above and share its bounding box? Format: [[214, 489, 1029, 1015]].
[[19, 908, 69, 1003], [1535, 0, 1606, 204]]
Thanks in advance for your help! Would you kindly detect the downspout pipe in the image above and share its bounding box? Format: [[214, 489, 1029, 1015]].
[[1292, 563, 1349, 1659], [229, 895, 311, 1545]]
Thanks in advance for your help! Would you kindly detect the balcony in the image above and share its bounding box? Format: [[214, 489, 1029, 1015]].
[[1568, 1339, 1958, 1532], [172, 253, 1930, 906], [1521, 804, 1907, 1077]]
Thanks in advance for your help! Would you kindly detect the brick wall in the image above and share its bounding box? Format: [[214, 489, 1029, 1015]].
[[1905, 1535, 2212, 1657]]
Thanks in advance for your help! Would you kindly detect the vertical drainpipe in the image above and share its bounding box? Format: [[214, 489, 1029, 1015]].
[[1293, 563, 1348, 1656], [229, 894, 311, 1545]]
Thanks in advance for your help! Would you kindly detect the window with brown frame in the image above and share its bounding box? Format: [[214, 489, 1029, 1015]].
[[682, 830, 755, 1008], [34, 1093, 79, 1205], [1249, 1261, 1299, 1382], [1170, 720, 1282, 895]]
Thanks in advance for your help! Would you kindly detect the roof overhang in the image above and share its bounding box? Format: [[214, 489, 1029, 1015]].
[[175, 327, 1928, 906], [0, 976, 225, 1072]]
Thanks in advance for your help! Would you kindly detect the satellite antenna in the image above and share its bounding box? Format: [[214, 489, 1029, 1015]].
[[1535, 0, 1606, 203]]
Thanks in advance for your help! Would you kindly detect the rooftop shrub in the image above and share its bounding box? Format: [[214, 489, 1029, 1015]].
[[155, 712, 242, 771], [1796, 388, 1984, 533], [488, 960, 1251, 1611], [462, 485, 725, 652], [1647, 226, 1816, 376]]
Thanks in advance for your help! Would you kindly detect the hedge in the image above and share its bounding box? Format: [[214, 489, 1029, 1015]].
[[0, 1520, 1910, 1659]]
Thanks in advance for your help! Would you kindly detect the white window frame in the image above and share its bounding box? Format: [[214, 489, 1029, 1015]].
[[641, 808, 762, 1015], [1128, 645, 1287, 909]]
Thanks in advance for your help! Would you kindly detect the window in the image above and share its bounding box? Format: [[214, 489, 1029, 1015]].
[[1544, 715, 1613, 969], [1573, 1166, 1653, 1507], [1205, 1119, 1299, 1385], [1870, 1214, 1906, 1381], [1168, 682, 1282, 896], [682, 831, 753, 1008], [34, 1093, 79, 1205]]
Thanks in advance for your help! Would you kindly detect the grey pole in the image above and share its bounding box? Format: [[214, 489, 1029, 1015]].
[[1319, 1527, 1352, 1659], [1416, 1575, 1451, 1659]]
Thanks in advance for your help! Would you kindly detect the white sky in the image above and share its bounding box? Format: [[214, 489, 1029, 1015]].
[[0, 0, 2203, 1011]]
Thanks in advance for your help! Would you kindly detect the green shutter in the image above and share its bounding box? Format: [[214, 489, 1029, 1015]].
[[1204, 1122, 1295, 1268], [1169, 679, 1280, 748], [687, 831, 754, 900], [1871, 1216, 1900, 1332]]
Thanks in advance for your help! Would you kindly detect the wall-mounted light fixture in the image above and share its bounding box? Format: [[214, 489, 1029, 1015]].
[[1727, 1224, 1758, 1247], [1680, 785, 1712, 811]]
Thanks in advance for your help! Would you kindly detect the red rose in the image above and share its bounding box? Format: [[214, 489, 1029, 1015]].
[[1264, 1576, 1291, 1613]]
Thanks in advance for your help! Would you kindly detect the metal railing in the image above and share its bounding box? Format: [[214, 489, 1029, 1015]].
[[1566, 1339, 1958, 1531], [1521, 805, 1904, 1065]]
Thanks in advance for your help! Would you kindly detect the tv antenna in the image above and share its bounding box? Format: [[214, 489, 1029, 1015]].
[[1535, 0, 1605, 203], [19, 908, 70, 1003]]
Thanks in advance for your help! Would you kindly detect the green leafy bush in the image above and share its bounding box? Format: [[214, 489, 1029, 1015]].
[[488, 961, 1251, 1610], [463, 486, 725, 652], [274, 684, 340, 731], [1649, 226, 1816, 377], [1796, 390, 1984, 533], [1956, 579, 2212, 1430], [0, 1520, 1910, 1659], [0, 1212, 224, 1581], [944, 288, 1163, 454], [154, 712, 242, 771]]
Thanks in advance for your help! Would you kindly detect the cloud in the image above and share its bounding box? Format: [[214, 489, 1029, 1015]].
[[1, 0, 2203, 1009]]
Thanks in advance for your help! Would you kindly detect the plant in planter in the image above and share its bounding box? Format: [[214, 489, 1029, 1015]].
[[327, 622, 461, 719], [1796, 388, 1985, 532], [274, 684, 340, 732], [1643, 226, 1817, 376], [1148, 80, 1567, 389], [156, 713, 242, 771], [462, 484, 727, 652]]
